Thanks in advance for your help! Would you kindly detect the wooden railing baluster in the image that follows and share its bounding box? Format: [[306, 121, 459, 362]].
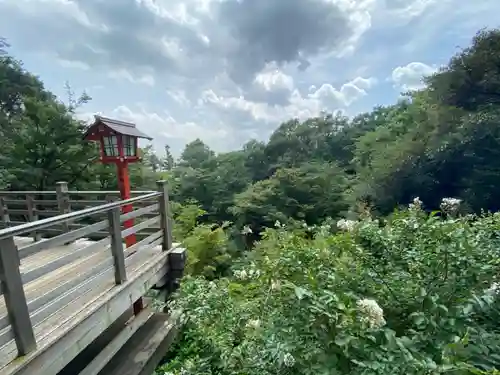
[[0, 197, 10, 226], [56, 182, 70, 233], [0, 236, 36, 355], [26, 195, 41, 242], [157, 180, 172, 251], [108, 206, 127, 284]]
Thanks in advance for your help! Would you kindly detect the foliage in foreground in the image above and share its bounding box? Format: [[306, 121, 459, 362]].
[[172, 201, 235, 280], [158, 202, 500, 374]]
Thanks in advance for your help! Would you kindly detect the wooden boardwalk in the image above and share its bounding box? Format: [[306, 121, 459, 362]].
[[0, 182, 186, 375]]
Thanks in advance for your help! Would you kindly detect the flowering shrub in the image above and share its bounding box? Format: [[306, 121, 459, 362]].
[[337, 218, 358, 232], [158, 201, 500, 375]]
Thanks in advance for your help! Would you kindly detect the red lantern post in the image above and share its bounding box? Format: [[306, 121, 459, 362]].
[[84, 115, 153, 314]]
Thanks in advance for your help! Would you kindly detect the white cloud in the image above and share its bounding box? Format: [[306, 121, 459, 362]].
[[315, 76, 377, 106], [200, 76, 377, 124], [391, 62, 437, 91], [385, 0, 438, 20], [254, 70, 294, 92], [108, 69, 155, 87], [166, 90, 191, 106], [57, 59, 90, 70]]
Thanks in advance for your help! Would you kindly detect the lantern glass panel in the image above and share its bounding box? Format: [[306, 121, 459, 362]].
[[103, 135, 119, 157], [123, 135, 136, 157]]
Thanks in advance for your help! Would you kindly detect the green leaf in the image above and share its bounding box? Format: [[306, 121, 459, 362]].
[[294, 286, 310, 300], [335, 334, 354, 347]]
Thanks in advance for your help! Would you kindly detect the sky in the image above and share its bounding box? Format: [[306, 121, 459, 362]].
[[0, 0, 499, 157]]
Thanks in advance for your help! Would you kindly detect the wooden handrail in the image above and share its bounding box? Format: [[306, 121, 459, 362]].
[[67, 190, 156, 195], [0, 192, 160, 240], [0, 190, 155, 195]]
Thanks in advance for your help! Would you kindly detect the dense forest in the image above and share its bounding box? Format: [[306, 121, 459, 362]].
[[2, 29, 500, 374]]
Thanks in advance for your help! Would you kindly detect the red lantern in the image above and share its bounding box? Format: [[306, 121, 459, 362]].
[[84, 115, 152, 164], [84, 116, 153, 248]]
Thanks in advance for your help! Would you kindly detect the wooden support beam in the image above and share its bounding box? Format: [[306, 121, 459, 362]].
[[95, 311, 181, 375], [77, 308, 154, 375]]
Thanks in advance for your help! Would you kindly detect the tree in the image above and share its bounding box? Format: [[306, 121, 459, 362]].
[[1, 97, 96, 190], [142, 144, 162, 172], [348, 28, 500, 214], [427, 29, 500, 111], [163, 144, 175, 171], [0, 55, 53, 119], [232, 162, 348, 233], [178, 139, 215, 169]]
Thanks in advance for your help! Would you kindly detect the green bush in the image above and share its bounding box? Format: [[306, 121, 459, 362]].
[[158, 200, 500, 374], [172, 201, 234, 279]]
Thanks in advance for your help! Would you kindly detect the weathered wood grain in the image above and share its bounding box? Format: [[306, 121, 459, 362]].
[[157, 181, 173, 251], [17, 219, 109, 259], [121, 216, 160, 238], [108, 207, 127, 284], [0, 237, 36, 355]]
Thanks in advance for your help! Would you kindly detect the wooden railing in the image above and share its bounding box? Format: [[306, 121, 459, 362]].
[[0, 182, 161, 241], [0, 180, 175, 358]]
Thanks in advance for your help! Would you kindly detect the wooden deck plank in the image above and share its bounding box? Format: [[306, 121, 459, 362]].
[[0, 243, 117, 357], [18, 238, 98, 274], [0, 243, 112, 319], [0, 236, 179, 375], [0, 250, 114, 344]]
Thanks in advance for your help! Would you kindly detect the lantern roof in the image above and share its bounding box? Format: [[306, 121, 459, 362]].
[[84, 115, 153, 141]]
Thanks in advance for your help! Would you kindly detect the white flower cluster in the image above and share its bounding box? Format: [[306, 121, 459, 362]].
[[283, 353, 295, 367], [356, 298, 386, 329], [274, 220, 285, 228], [409, 197, 423, 210], [246, 319, 261, 329], [336, 219, 357, 232], [440, 197, 461, 214], [486, 282, 499, 295], [271, 279, 281, 291], [234, 267, 261, 281], [241, 225, 253, 235]]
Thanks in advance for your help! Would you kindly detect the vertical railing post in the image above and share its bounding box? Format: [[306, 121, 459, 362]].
[[107, 207, 126, 284], [167, 248, 187, 295], [157, 180, 172, 251], [56, 182, 70, 233], [0, 197, 10, 227], [26, 195, 41, 242], [0, 236, 36, 355]]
